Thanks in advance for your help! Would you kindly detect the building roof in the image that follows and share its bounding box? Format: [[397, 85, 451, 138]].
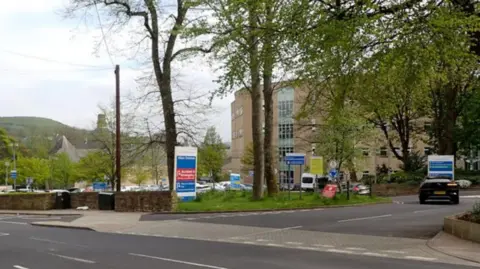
[[50, 135, 95, 162]]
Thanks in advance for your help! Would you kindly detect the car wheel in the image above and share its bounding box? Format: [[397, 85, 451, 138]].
[[419, 197, 426, 204], [452, 197, 459, 204]]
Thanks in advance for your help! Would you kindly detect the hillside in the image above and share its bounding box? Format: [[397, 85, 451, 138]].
[[0, 117, 91, 147]]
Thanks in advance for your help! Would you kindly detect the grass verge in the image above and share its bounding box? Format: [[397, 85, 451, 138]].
[[177, 190, 391, 212]]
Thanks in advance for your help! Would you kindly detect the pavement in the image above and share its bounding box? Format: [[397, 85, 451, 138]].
[[1, 193, 480, 268]]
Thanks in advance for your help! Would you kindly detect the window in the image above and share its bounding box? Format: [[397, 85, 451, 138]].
[[278, 123, 293, 139], [238, 129, 243, 137], [311, 119, 316, 131], [362, 148, 369, 156], [424, 122, 431, 131], [379, 147, 388, 157], [362, 171, 370, 177], [424, 147, 432, 155], [232, 131, 237, 139], [278, 100, 293, 118], [262, 122, 265, 133], [278, 146, 294, 161]]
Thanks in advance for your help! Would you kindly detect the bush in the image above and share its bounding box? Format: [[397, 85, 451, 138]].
[[470, 202, 480, 223], [456, 180, 472, 189]]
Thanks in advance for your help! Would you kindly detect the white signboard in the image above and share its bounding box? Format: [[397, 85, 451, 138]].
[[173, 146, 198, 201], [428, 155, 454, 180]]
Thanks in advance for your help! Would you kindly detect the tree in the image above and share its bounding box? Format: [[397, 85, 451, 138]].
[[52, 153, 76, 188], [0, 128, 15, 160], [91, 105, 148, 188], [65, 0, 214, 191], [457, 89, 480, 168], [75, 150, 111, 182], [132, 164, 149, 186], [355, 39, 431, 171], [197, 127, 226, 181], [16, 157, 50, 188], [241, 142, 254, 174]]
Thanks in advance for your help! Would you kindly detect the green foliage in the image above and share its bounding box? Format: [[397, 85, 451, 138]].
[[240, 142, 254, 173], [16, 157, 50, 187], [197, 127, 227, 181], [132, 165, 149, 186], [75, 151, 111, 182], [52, 153, 76, 188], [312, 103, 374, 171], [457, 89, 480, 157], [179, 191, 389, 212]]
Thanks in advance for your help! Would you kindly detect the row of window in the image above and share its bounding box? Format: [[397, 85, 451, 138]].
[[278, 100, 294, 118], [278, 123, 293, 139]]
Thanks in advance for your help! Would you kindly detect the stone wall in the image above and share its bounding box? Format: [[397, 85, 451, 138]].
[[70, 192, 99, 210], [372, 183, 419, 196], [0, 193, 55, 210], [115, 191, 177, 212], [444, 215, 480, 243]]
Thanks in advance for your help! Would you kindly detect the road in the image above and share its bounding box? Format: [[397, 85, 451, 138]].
[[142, 193, 479, 239], [0, 193, 479, 268], [0, 220, 478, 269]]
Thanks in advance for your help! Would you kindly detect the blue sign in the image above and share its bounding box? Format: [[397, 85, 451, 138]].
[[176, 155, 197, 201], [428, 156, 454, 179], [230, 173, 241, 189], [329, 168, 338, 178], [10, 170, 16, 179], [93, 182, 107, 191], [285, 154, 305, 165]]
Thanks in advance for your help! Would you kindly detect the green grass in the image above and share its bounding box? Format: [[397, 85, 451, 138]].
[[176, 191, 391, 212]]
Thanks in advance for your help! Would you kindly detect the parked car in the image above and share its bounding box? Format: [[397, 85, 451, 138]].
[[349, 183, 370, 195], [419, 178, 459, 204]]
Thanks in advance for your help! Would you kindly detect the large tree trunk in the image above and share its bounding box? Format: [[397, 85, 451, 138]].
[[145, 0, 183, 190], [262, 0, 278, 196], [248, 0, 264, 200]]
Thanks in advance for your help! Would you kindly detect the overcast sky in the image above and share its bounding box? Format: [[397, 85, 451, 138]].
[[0, 0, 234, 142]]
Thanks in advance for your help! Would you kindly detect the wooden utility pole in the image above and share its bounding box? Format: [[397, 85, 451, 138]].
[[115, 65, 121, 192]]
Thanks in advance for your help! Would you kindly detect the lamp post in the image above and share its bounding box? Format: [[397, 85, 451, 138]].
[[10, 143, 18, 190], [4, 162, 9, 188]]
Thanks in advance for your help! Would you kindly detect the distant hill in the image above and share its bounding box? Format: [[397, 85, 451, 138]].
[[0, 117, 91, 148]]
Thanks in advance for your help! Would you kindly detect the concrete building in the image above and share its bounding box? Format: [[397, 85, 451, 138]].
[[227, 84, 442, 183]]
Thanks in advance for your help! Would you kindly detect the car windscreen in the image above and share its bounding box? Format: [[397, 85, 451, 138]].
[[302, 177, 313, 184]]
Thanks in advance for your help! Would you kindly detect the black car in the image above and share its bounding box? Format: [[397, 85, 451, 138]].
[[419, 178, 459, 204]]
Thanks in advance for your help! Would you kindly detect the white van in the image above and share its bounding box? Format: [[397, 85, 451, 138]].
[[301, 173, 329, 192]]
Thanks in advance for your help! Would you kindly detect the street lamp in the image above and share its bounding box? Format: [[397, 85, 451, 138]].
[[10, 143, 18, 190], [4, 162, 9, 188]]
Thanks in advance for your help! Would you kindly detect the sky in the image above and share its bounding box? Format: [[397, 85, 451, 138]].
[[0, 0, 234, 142]]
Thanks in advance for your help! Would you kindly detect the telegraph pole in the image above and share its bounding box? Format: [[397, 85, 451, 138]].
[[115, 65, 121, 192]]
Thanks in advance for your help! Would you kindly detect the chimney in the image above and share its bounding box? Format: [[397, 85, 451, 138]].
[[97, 114, 106, 130]]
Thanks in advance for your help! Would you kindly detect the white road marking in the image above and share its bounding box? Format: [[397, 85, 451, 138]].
[[313, 244, 334, 248], [346, 247, 367, 251], [295, 246, 320, 251], [405, 256, 437, 261], [362, 252, 389, 257], [256, 239, 271, 242], [129, 253, 229, 269], [226, 226, 302, 240], [29, 237, 89, 248], [285, 242, 303, 245], [266, 243, 283, 247], [49, 253, 96, 264], [414, 209, 440, 214], [0, 232, 9, 236], [327, 249, 354, 254], [382, 250, 406, 254], [242, 241, 256, 244], [0, 221, 27, 225], [461, 195, 480, 198], [13, 266, 29, 269], [338, 214, 392, 223]]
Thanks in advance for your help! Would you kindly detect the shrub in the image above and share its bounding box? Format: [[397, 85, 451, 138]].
[[456, 180, 472, 189], [470, 202, 480, 223]]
